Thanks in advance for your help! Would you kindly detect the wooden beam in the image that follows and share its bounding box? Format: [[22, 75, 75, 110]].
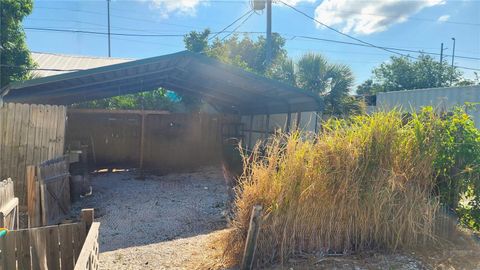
[[139, 112, 146, 177], [241, 205, 263, 270]]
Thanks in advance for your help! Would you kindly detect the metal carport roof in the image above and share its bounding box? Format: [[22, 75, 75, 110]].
[[1, 51, 323, 114]]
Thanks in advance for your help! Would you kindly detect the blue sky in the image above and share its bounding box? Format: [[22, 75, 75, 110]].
[[25, 0, 480, 85]]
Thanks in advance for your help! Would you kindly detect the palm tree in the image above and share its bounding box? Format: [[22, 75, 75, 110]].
[[296, 53, 358, 115]]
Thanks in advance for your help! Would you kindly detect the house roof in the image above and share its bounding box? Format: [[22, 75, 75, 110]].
[[31, 52, 133, 77], [1, 51, 323, 114]]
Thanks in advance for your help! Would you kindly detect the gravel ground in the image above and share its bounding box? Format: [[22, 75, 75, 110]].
[[71, 166, 229, 269]]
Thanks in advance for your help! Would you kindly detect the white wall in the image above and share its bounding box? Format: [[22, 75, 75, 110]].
[[241, 111, 320, 149], [375, 85, 480, 127]]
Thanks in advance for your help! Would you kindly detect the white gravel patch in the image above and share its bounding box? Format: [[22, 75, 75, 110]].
[[71, 166, 229, 268]]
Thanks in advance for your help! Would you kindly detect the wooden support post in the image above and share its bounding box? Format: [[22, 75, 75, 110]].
[[248, 115, 254, 149], [241, 205, 263, 270], [296, 111, 302, 130], [264, 114, 270, 139], [139, 112, 146, 178], [286, 111, 291, 133], [80, 208, 94, 231]]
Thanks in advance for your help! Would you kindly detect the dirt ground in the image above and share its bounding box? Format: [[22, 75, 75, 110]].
[[71, 166, 480, 270]]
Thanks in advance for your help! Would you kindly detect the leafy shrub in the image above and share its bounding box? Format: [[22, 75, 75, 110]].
[[417, 106, 480, 230]]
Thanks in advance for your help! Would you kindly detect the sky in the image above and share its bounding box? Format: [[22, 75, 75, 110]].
[[24, 0, 480, 86]]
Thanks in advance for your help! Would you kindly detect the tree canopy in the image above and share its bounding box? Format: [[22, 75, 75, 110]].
[[356, 54, 477, 95], [0, 0, 36, 88], [184, 30, 363, 116]]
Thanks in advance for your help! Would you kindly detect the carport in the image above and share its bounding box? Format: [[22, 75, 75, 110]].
[[1, 50, 323, 171]]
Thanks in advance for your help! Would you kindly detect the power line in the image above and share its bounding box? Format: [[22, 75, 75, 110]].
[[221, 11, 255, 41], [290, 36, 480, 61], [278, 0, 417, 59], [209, 9, 254, 40], [23, 26, 480, 64], [278, 0, 480, 71], [24, 27, 186, 37]]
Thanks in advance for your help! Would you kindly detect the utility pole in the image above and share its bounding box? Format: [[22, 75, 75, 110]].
[[107, 0, 111, 57], [439, 42, 444, 64], [439, 43, 444, 87], [265, 0, 272, 66], [451, 37, 456, 68]]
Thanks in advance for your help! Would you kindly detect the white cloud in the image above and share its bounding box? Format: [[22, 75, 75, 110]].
[[137, 0, 203, 18], [138, 0, 315, 18], [437, 14, 450, 22], [314, 0, 446, 35], [281, 0, 316, 6]]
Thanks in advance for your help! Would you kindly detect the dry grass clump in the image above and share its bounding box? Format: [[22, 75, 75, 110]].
[[224, 111, 440, 267]]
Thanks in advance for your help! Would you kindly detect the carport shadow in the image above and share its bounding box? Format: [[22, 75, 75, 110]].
[[69, 166, 230, 252]]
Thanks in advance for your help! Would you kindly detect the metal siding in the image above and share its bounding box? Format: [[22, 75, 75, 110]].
[[377, 86, 480, 127]]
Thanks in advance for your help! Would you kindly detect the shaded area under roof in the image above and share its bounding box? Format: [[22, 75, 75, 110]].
[[1, 51, 322, 114]]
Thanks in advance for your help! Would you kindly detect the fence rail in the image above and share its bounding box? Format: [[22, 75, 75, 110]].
[[0, 179, 19, 229]]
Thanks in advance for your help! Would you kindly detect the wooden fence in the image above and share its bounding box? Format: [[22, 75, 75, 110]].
[[0, 103, 67, 208], [27, 155, 71, 227], [66, 109, 240, 172], [0, 209, 100, 270], [0, 179, 19, 229]]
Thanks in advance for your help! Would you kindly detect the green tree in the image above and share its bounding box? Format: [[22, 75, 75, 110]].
[[357, 54, 474, 95], [183, 29, 211, 53], [296, 53, 359, 115], [0, 0, 36, 88], [184, 30, 287, 75]]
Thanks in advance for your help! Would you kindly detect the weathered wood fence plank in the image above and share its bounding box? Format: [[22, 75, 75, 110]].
[[0, 103, 66, 208], [0, 219, 97, 270]]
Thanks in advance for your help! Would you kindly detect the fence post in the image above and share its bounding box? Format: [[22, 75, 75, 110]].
[[241, 205, 263, 270], [80, 208, 94, 231]]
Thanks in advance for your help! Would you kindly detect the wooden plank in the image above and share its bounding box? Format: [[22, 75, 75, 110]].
[[16, 104, 30, 206], [4, 104, 15, 187], [1, 229, 16, 270], [38, 166, 48, 226], [45, 226, 60, 270], [26, 166, 38, 227], [41, 105, 50, 162], [59, 223, 74, 270], [16, 229, 32, 270], [73, 222, 87, 263], [73, 222, 100, 270], [30, 227, 48, 270], [33, 105, 44, 170], [240, 205, 263, 270], [10, 104, 21, 199], [0, 105, 4, 181], [55, 106, 66, 157]]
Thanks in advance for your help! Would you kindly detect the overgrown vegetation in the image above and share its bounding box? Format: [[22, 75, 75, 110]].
[[421, 106, 480, 230], [220, 107, 480, 267]]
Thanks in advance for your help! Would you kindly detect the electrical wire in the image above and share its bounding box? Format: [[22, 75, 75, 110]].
[[221, 11, 255, 41], [22, 26, 480, 64], [278, 0, 480, 71], [209, 9, 254, 40]]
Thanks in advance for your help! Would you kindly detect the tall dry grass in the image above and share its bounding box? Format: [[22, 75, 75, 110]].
[[223, 111, 441, 267]]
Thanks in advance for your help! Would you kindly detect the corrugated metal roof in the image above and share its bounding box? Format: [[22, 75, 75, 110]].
[[31, 52, 132, 77], [2, 51, 323, 114]]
